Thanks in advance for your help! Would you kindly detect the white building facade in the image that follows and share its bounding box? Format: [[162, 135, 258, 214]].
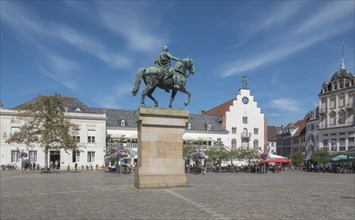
[[0, 102, 107, 170], [317, 56, 355, 152]]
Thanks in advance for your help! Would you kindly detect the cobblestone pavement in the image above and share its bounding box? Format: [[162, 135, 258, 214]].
[[1, 170, 354, 220]]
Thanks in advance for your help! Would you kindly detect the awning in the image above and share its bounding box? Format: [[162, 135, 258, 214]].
[[331, 155, 355, 162], [304, 155, 312, 161], [109, 134, 126, 139], [260, 158, 291, 163]]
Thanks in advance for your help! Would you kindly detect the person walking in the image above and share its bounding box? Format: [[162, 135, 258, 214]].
[[54, 160, 59, 171]]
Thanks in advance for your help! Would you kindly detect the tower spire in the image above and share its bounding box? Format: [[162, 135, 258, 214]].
[[340, 42, 345, 70]]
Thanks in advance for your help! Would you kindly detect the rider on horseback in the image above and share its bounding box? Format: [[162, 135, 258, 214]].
[[155, 45, 183, 89]]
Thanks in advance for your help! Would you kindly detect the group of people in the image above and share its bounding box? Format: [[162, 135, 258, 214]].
[[21, 159, 37, 170], [49, 160, 59, 171]]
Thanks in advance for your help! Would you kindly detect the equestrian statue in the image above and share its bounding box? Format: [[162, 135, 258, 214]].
[[132, 45, 195, 108]]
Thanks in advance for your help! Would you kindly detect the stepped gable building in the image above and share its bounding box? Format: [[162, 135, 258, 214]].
[[203, 76, 266, 150], [318, 47, 355, 152], [276, 113, 310, 157]]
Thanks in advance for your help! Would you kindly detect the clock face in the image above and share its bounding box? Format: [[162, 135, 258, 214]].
[[242, 97, 249, 104]]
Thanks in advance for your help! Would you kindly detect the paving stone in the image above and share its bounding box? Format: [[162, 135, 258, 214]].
[[1, 171, 354, 219]]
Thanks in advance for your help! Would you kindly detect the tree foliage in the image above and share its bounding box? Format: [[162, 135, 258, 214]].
[[289, 151, 304, 166], [312, 147, 330, 165], [237, 148, 259, 173], [204, 147, 230, 172], [6, 94, 81, 169]]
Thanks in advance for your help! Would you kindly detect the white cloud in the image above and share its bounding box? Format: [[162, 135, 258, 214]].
[[39, 52, 79, 90], [98, 4, 167, 53], [1, 2, 131, 69], [269, 98, 302, 113], [54, 25, 131, 68], [95, 83, 133, 108], [221, 1, 354, 77]]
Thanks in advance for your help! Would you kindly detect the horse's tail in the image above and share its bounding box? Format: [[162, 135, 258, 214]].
[[132, 68, 145, 96]]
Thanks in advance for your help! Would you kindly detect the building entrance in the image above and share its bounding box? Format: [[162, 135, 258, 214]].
[[50, 151, 60, 169]]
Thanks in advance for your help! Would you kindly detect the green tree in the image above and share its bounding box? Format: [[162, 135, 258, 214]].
[[238, 148, 259, 173], [6, 94, 81, 170], [312, 147, 330, 166], [204, 147, 230, 172], [289, 151, 304, 167]]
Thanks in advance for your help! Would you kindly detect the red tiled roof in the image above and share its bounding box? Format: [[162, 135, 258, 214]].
[[202, 98, 236, 117], [292, 113, 310, 137]]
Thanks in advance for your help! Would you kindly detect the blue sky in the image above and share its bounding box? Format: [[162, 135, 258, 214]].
[[1, 1, 354, 126]]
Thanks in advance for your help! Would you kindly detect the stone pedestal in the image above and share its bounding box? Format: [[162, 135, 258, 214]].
[[134, 107, 188, 189]]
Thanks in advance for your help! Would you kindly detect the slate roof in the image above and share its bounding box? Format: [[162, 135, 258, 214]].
[[15, 96, 227, 132], [331, 68, 354, 81], [15, 96, 92, 113], [187, 114, 226, 132]]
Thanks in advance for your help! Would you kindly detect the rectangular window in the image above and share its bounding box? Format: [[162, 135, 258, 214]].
[[323, 139, 328, 147], [339, 138, 345, 151], [11, 150, 20, 162], [330, 99, 336, 109], [254, 128, 259, 135], [29, 150, 37, 163], [88, 130, 96, 143], [242, 117, 248, 124], [232, 127, 236, 134], [73, 136, 80, 143], [301, 137, 306, 143], [339, 96, 345, 107], [331, 139, 337, 151], [11, 127, 20, 134], [72, 150, 80, 163], [87, 151, 95, 163], [293, 138, 299, 144]]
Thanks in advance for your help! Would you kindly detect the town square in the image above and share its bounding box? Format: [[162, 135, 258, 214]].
[[1, 1, 355, 220]]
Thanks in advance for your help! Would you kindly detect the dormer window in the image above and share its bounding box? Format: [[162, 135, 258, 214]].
[[120, 120, 125, 127], [333, 82, 338, 90], [75, 107, 82, 112], [207, 123, 212, 131], [187, 123, 191, 130]]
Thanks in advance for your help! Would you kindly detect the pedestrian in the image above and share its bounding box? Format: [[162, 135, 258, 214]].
[[50, 161, 53, 171], [54, 160, 58, 171]]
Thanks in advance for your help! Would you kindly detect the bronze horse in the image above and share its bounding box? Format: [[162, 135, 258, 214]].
[[132, 57, 195, 108]]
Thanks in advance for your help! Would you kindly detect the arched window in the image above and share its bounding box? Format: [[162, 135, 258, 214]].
[[231, 139, 237, 148], [253, 139, 259, 149]]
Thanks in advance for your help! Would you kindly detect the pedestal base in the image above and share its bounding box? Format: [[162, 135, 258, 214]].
[[134, 107, 188, 189]]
